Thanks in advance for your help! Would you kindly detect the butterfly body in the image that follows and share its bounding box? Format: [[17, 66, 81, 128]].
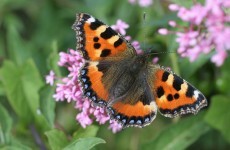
[[73, 13, 208, 128]]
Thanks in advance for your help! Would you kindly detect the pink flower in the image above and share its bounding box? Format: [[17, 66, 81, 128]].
[[168, 20, 176, 27], [111, 20, 129, 35], [211, 50, 228, 66], [176, 31, 199, 48], [131, 41, 143, 54], [168, 4, 180, 11], [160, 0, 230, 66], [45, 70, 55, 86], [138, 0, 153, 7], [76, 112, 93, 128], [158, 28, 169, 35], [152, 57, 159, 64], [108, 120, 122, 133], [93, 107, 110, 124]]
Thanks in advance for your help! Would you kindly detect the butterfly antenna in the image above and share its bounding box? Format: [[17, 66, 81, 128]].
[[145, 51, 177, 57]]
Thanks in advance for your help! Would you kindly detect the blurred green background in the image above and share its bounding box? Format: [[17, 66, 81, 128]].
[[0, 0, 230, 149]]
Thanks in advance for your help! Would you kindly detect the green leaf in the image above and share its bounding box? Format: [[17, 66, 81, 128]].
[[45, 129, 69, 150], [22, 59, 44, 116], [0, 59, 49, 129], [142, 114, 210, 150], [73, 125, 99, 140], [0, 104, 13, 144], [5, 14, 32, 65], [39, 85, 56, 128], [63, 137, 106, 150], [0, 60, 32, 122], [1, 137, 32, 150], [204, 95, 230, 143]]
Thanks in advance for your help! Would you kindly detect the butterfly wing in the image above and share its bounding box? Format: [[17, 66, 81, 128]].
[[152, 67, 208, 118], [73, 13, 136, 106], [79, 61, 109, 106], [72, 13, 135, 61], [107, 81, 158, 128]]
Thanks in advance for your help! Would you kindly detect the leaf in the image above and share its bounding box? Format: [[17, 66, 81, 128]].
[[142, 114, 210, 150], [73, 125, 99, 140], [1, 137, 33, 150], [0, 60, 32, 122], [39, 85, 56, 128], [204, 95, 230, 143], [45, 129, 69, 150], [22, 59, 44, 116], [5, 13, 32, 65], [63, 137, 105, 150], [0, 104, 13, 144], [0, 60, 49, 129]]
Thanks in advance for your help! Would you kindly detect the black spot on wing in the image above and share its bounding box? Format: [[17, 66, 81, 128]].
[[186, 85, 196, 98], [94, 43, 101, 49], [156, 86, 164, 98], [90, 20, 102, 30], [114, 38, 123, 47], [174, 93, 180, 99], [173, 75, 184, 91], [93, 37, 99, 42], [162, 71, 170, 82], [100, 27, 116, 39], [167, 94, 173, 101], [100, 49, 111, 57]]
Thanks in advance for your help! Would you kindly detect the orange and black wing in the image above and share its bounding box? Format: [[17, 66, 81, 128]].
[[72, 13, 135, 61], [74, 13, 136, 106], [107, 92, 157, 128], [152, 67, 208, 118], [79, 61, 109, 106]]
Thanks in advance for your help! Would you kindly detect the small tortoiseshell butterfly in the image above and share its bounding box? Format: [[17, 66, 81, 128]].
[[72, 13, 208, 128]]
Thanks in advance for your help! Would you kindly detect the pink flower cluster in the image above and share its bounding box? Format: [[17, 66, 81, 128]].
[[46, 19, 157, 133], [159, 0, 230, 66], [128, 0, 153, 7]]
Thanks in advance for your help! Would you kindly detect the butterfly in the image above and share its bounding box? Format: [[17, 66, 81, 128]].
[[72, 13, 208, 128]]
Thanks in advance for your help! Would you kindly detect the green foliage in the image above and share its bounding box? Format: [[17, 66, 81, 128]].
[[45, 129, 69, 150], [63, 137, 105, 150], [0, 0, 229, 149], [142, 114, 210, 150], [73, 125, 99, 140], [39, 86, 56, 127], [205, 95, 230, 143], [0, 104, 13, 144]]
